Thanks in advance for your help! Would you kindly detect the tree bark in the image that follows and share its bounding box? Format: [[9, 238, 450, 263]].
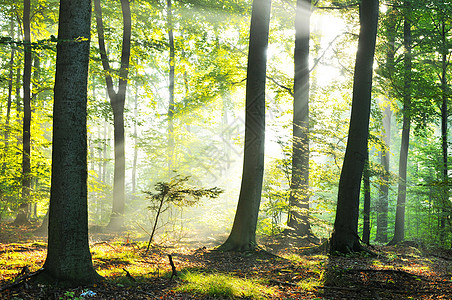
[[5, 17, 15, 146], [330, 0, 379, 254], [39, 0, 102, 284], [94, 0, 131, 230], [389, 6, 411, 246], [219, 0, 271, 251], [439, 17, 449, 244], [376, 104, 391, 243], [362, 150, 371, 244], [14, 0, 32, 226], [287, 0, 313, 238], [167, 0, 176, 173]]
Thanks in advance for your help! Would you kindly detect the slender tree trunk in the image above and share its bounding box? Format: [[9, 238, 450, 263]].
[[287, 0, 313, 238], [39, 0, 102, 284], [362, 149, 371, 244], [330, 0, 379, 253], [389, 6, 411, 245], [167, 0, 176, 173], [439, 18, 449, 244], [219, 0, 272, 251], [15, 0, 32, 226], [94, 0, 131, 230], [5, 17, 15, 146], [376, 104, 391, 242], [132, 85, 138, 195], [102, 119, 108, 183]]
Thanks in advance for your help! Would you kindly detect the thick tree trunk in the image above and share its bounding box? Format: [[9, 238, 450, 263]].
[[389, 9, 411, 246], [287, 0, 313, 238], [376, 105, 391, 243], [330, 0, 379, 254], [39, 0, 102, 284], [94, 0, 131, 230], [219, 0, 271, 252], [15, 0, 32, 226]]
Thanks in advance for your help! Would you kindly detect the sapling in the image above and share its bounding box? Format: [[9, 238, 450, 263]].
[[145, 175, 223, 252]]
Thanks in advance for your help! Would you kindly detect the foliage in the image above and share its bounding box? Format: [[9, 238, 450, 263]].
[[144, 175, 223, 248], [175, 270, 276, 299]]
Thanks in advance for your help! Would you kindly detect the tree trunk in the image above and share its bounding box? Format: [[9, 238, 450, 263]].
[[439, 18, 449, 244], [167, 0, 176, 173], [219, 0, 271, 252], [287, 0, 313, 238], [5, 17, 15, 146], [362, 150, 371, 244], [330, 0, 379, 254], [389, 6, 411, 246], [14, 0, 32, 226], [94, 0, 131, 230], [376, 7, 395, 243], [376, 104, 391, 243], [39, 0, 102, 284], [132, 85, 138, 195]]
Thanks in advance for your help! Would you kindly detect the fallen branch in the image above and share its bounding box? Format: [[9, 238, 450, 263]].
[[123, 268, 136, 282], [0, 267, 43, 292]]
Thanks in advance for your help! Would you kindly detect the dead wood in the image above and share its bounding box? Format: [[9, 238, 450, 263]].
[[0, 267, 43, 292]]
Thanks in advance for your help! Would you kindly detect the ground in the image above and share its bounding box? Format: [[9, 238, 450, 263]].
[[1, 223, 452, 299]]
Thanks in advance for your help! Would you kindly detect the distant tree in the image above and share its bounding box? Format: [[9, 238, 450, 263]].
[[286, 0, 314, 238], [330, 0, 379, 253], [167, 0, 176, 171], [94, 0, 132, 230], [362, 149, 370, 244], [219, 0, 272, 251], [38, 0, 102, 284], [376, 105, 391, 243], [14, 0, 32, 225], [389, 1, 411, 245]]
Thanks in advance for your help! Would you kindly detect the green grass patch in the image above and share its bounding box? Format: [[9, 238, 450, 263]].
[[175, 270, 276, 299]]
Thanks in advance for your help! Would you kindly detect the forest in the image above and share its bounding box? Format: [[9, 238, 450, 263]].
[[0, 0, 452, 299]]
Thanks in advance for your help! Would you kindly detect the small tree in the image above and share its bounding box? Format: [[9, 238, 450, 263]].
[[145, 175, 223, 251]]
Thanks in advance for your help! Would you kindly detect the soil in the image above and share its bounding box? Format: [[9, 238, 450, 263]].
[[1, 223, 452, 299]]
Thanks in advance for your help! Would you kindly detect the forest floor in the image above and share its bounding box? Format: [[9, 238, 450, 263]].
[[1, 223, 452, 299]]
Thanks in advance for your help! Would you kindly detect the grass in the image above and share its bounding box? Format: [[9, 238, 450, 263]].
[[175, 270, 277, 299]]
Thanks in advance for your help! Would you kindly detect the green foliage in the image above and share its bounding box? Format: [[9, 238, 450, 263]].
[[145, 175, 223, 208], [144, 175, 223, 247], [175, 270, 276, 299]]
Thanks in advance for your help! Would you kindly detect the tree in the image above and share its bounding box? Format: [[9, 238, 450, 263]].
[[376, 104, 391, 243], [144, 175, 223, 251], [167, 0, 176, 172], [219, 0, 272, 251], [389, 1, 411, 245], [362, 149, 370, 244], [14, 0, 32, 225], [38, 0, 102, 284], [94, 0, 132, 230], [286, 0, 313, 238], [330, 0, 379, 253]]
